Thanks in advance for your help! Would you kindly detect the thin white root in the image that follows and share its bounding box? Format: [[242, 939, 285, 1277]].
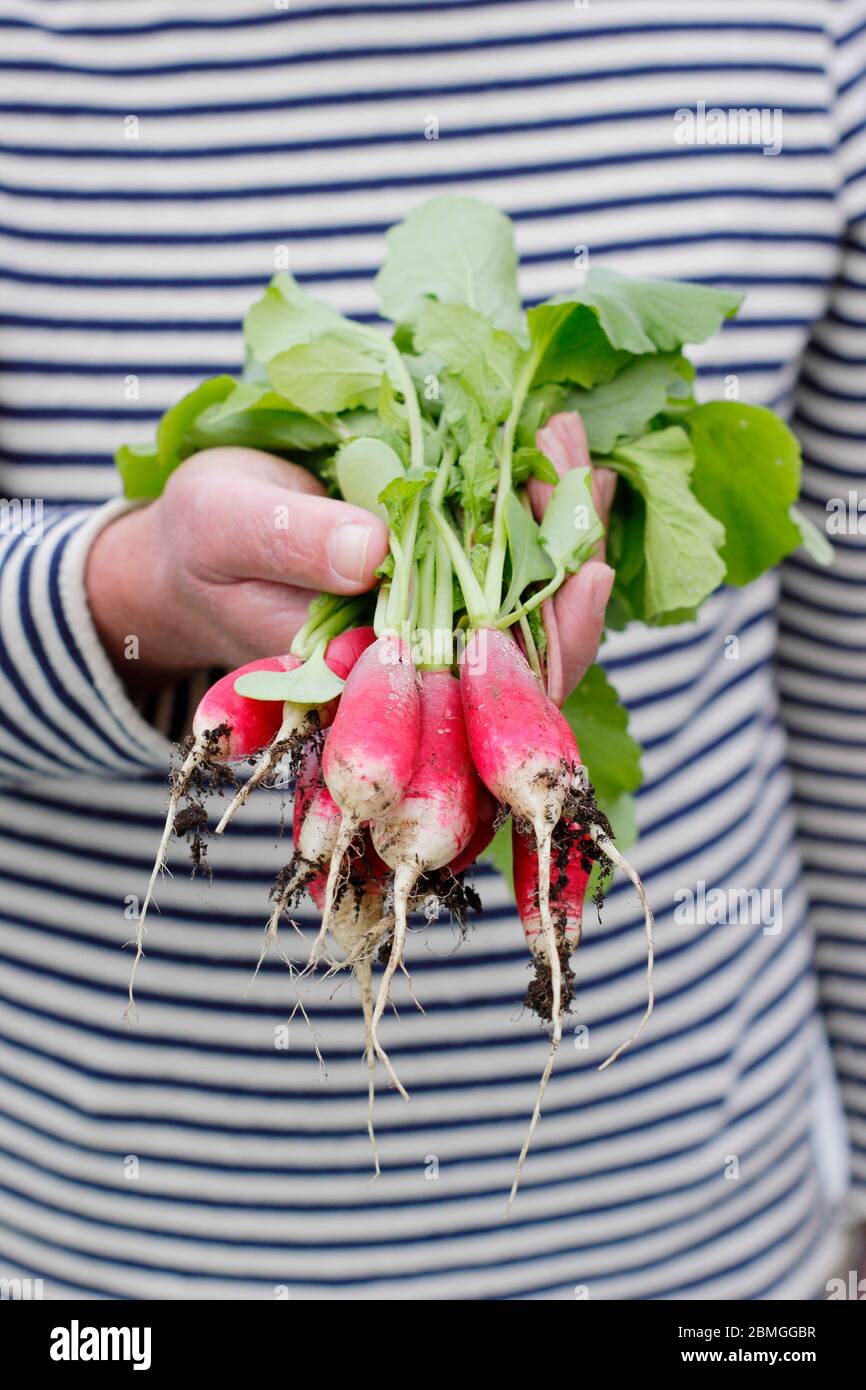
[[357, 955, 381, 1181], [287, 987, 329, 1079], [508, 823, 561, 1213], [303, 817, 357, 972], [591, 827, 655, 1071], [214, 709, 305, 835], [124, 738, 204, 1025], [370, 862, 415, 1102], [246, 875, 301, 994]]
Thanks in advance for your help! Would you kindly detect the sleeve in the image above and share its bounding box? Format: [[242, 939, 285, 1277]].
[[778, 0, 866, 1215], [0, 497, 172, 785]]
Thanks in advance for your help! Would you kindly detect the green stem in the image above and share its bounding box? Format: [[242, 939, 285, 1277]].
[[483, 349, 540, 613], [385, 491, 422, 629], [381, 344, 427, 632], [430, 538, 454, 669], [291, 594, 367, 658], [387, 346, 425, 472], [429, 505, 489, 627], [416, 547, 435, 636], [496, 561, 565, 630], [518, 613, 542, 679], [373, 583, 391, 637]]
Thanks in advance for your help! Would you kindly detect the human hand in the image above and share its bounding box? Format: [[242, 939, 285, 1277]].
[[530, 413, 616, 706], [86, 447, 389, 687]]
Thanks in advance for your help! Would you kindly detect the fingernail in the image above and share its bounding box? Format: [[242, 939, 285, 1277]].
[[590, 564, 615, 618], [329, 522, 372, 583]]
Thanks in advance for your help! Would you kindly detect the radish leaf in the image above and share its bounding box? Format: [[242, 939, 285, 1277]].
[[512, 447, 558, 485], [376, 195, 523, 335], [234, 646, 346, 704], [528, 302, 629, 389], [501, 494, 555, 614], [268, 336, 388, 413], [414, 301, 524, 423], [554, 268, 742, 355], [606, 427, 726, 619], [336, 437, 405, 521], [567, 353, 693, 453], [115, 442, 160, 500], [244, 273, 349, 363], [539, 467, 604, 572], [684, 401, 806, 585]]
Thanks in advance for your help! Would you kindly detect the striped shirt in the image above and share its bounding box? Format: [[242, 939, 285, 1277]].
[[0, 0, 864, 1300]]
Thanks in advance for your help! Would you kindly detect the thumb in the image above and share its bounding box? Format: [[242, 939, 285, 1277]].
[[202, 471, 390, 595]]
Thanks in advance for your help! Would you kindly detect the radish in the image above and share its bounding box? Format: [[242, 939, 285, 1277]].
[[214, 625, 376, 834], [460, 626, 579, 1035], [307, 632, 422, 968], [125, 651, 300, 1022], [448, 784, 499, 876], [253, 741, 345, 981], [513, 816, 591, 955], [368, 670, 478, 1091], [460, 626, 654, 1207]]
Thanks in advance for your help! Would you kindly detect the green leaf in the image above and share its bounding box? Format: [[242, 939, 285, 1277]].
[[378, 467, 435, 534], [790, 504, 834, 567], [567, 353, 693, 453], [377, 373, 410, 438], [501, 493, 556, 614], [190, 381, 339, 455], [234, 645, 345, 705], [560, 664, 644, 810], [539, 467, 604, 573], [683, 401, 805, 585], [528, 302, 630, 390], [197, 381, 287, 423], [336, 437, 405, 521], [414, 300, 524, 423], [157, 374, 236, 469], [115, 442, 160, 500], [244, 273, 350, 363], [516, 383, 569, 447], [117, 375, 238, 499], [268, 336, 387, 413], [607, 427, 727, 620], [456, 436, 499, 537], [376, 195, 524, 336], [512, 447, 559, 485], [555, 267, 742, 355]]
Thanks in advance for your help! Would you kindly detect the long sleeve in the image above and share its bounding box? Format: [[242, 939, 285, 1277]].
[[0, 498, 171, 785], [779, 0, 866, 1213]]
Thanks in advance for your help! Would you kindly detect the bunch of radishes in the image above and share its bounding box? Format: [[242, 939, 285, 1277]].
[[129, 611, 650, 1204], [120, 195, 824, 1204]]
